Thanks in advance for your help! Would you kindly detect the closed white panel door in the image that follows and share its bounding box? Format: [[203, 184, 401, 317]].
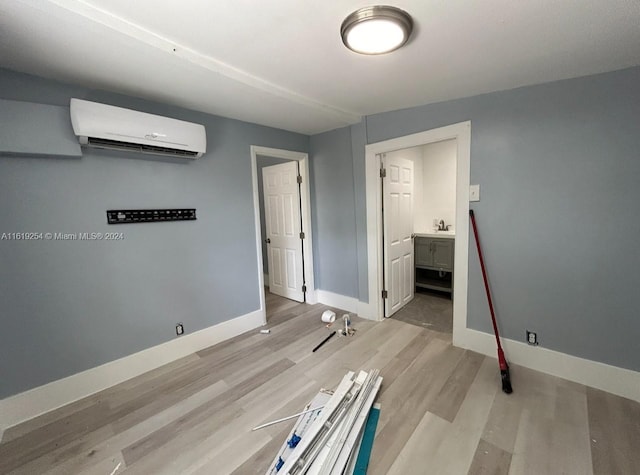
[[263, 161, 304, 302], [383, 155, 414, 317]]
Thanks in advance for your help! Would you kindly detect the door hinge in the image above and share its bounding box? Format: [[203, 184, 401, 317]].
[[297, 175, 302, 184], [299, 231, 305, 239], [382, 290, 388, 299], [302, 285, 307, 292], [380, 168, 386, 178]]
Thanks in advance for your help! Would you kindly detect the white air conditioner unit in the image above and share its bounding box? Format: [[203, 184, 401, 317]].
[[70, 98, 206, 159]]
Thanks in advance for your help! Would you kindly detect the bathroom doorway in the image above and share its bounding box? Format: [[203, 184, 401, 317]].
[[363, 121, 471, 345], [381, 139, 457, 333]]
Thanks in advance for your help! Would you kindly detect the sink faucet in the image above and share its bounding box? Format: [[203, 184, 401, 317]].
[[437, 220, 451, 231]]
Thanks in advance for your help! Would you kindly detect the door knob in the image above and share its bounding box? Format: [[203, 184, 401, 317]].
[[265, 238, 271, 244]]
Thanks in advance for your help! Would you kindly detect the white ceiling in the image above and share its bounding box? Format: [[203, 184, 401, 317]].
[[1, 0, 640, 135]]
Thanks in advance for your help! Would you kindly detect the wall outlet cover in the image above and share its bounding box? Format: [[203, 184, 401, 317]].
[[526, 330, 538, 346]]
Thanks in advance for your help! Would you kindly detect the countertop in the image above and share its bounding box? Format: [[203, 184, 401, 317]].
[[415, 232, 455, 239]]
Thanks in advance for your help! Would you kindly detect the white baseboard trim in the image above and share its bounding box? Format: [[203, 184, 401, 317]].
[[314, 291, 376, 321], [0, 309, 265, 436], [456, 328, 640, 403], [316, 290, 359, 315], [305, 288, 318, 305], [356, 300, 377, 321]]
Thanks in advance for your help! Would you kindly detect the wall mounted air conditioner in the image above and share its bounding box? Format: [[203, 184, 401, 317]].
[[70, 98, 206, 159]]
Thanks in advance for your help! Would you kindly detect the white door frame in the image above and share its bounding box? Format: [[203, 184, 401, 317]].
[[262, 161, 305, 302], [362, 121, 470, 348], [251, 146, 317, 325]]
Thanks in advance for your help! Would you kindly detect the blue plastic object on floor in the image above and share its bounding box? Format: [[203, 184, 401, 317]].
[[353, 405, 381, 474], [287, 433, 301, 448]]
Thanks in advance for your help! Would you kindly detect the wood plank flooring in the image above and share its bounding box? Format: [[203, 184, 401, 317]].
[[1, 292, 639, 474]]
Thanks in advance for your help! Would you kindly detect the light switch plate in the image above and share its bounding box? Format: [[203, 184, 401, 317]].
[[469, 184, 480, 202]]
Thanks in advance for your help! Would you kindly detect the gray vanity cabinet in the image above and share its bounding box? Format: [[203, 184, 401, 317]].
[[432, 240, 454, 271], [414, 236, 454, 294], [415, 238, 432, 267]]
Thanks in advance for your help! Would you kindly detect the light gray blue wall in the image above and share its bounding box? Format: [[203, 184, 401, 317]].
[[0, 99, 81, 157], [256, 155, 291, 274], [360, 66, 640, 372], [350, 121, 369, 302], [309, 127, 359, 298], [0, 69, 308, 398]]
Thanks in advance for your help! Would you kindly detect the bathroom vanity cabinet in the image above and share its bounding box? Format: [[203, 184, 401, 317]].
[[414, 235, 454, 295]]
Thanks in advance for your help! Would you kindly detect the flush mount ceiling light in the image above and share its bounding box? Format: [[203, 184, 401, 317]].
[[341, 5, 413, 55]]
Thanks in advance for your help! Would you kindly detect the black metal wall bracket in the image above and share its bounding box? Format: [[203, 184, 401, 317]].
[[106, 209, 196, 224]]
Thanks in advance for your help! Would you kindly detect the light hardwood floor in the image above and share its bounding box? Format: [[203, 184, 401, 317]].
[[1, 293, 639, 474]]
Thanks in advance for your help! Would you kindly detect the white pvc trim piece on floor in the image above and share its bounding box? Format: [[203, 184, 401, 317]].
[[0, 308, 265, 437], [280, 371, 358, 474], [323, 372, 382, 473]]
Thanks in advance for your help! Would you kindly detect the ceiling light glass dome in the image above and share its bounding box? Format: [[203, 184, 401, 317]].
[[341, 5, 413, 55]]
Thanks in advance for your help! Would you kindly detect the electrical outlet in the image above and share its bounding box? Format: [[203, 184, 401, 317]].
[[526, 330, 538, 346], [176, 323, 184, 336]]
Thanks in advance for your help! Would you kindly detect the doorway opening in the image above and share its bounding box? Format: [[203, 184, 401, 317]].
[[381, 140, 457, 333], [250, 146, 316, 325], [364, 122, 470, 347]]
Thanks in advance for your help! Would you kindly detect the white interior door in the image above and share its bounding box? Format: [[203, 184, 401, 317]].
[[383, 154, 414, 317], [262, 161, 305, 302]]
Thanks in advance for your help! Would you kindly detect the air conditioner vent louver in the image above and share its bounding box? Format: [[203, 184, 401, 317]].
[[86, 137, 200, 158]]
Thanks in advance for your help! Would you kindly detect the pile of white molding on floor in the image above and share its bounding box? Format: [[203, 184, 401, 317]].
[[266, 369, 382, 475]]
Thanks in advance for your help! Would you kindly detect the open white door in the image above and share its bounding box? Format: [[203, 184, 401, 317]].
[[383, 154, 414, 317], [262, 161, 305, 302]]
